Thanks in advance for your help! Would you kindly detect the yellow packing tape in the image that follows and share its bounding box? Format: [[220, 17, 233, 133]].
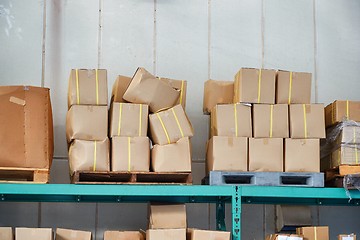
[[270, 105, 274, 138], [332, 102, 335, 124], [139, 104, 142, 137], [179, 80, 184, 105], [157, 113, 171, 144], [346, 100, 349, 120], [76, 69, 80, 104], [117, 103, 123, 136], [288, 71, 293, 104], [355, 128, 358, 164], [303, 104, 308, 138], [172, 108, 184, 138], [128, 137, 131, 172], [93, 140, 97, 171], [95, 69, 99, 105], [257, 69, 262, 103], [234, 104, 238, 137], [314, 226, 317, 240]]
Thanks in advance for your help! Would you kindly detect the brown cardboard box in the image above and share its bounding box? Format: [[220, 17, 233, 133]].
[[285, 139, 320, 172], [66, 105, 108, 142], [146, 229, 186, 240], [111, 75, 132, 103], [123, 68, 180, 113], [207, 136, 248, 172], [331, 146, 360, 168], [15, 228, 52, 240], [55, 228, 91, 240], [111, 137, 150, 172], [338, 234, 356, 240], [296, 226, 329, 240], [149, 204, 186, 229], [0, 227, 13, 240], [249, 138, 283, 172], [187, 229, 230, 240], [151, 137, 191, 172], [109, 103, 148, 137], [104, 231, 145, 240], [211, 103, 252, 137], [276, 70, 312, 104], [234, 68, 276, 104], [69, 138, 110, 174], [266, 234, 303, 240], [149, 105, 194, 145], [203, 80, 234, 114], [68, 69, 108, 108], [327, 124, 360, 145], [325, 100, 360, 127], [159, 77, 187, 109], [253, 104, 289, 138], [0, 86, 53, 168], [289, 104, 325, 139]]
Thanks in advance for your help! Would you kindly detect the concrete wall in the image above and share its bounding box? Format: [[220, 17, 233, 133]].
[[0, 0, 360, 239]]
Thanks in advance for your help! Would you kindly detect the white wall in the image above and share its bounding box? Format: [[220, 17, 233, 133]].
[[1, 0, 360, 239]]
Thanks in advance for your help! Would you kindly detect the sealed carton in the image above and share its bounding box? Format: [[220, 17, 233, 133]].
[[331, 146, 360, 168], [234, 68, 276, 104], [326, 123, 360, 146], [207, 136, 248, 172], [249, 138, 283, 172], [66, 105, 108, 142], [149, 204, 186, 229], [104, 231, 145, 240], [109, 103, 148, 137], [203, 80, 234, 114], [285, 139, 320, 172], [55, 228, 91, 240], [123, 68, 179, 113], [149, 104, 194, 145], [211, 103, 252, 137], [325, 100, 360, 127], [253, 104, 289, 138], [266, 234, 303, 240], [0, 86, 53, 168], [151, 137, 191, 172], [276, 70, 312, 104], [296, 226, 329, 240], [69, 138, 110, 174], [187, 229, 230, 240], [15, 228, 52, 240], [146, 229, 186, 240], [0, 227, 13, 240], [159, 77, 187, 109], [111, 75, 132, 103], [289, 104, 325, 139], [68, 69, 108, 108], [338, 234, 356, 240], [112, 137, 150, 172]]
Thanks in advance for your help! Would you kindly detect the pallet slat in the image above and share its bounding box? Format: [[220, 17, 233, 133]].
[[325, 165, 360, 181], [0, 167, 49, 184]]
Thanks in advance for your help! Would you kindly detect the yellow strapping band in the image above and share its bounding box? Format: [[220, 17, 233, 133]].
[[234, 104, 238, 137], [288, 71, 293, 104], [95, 69, 99, 105], [338, 149, 341, 166], [270, 105, 274, 138], [257, 69, 262, 103], [355, 128, 358, 164], [332, 102, 335, 124], [179, 80, 184, 105], [172, 108, 184, 138], [117, 103, 123, 136], [157, 113, 171, 144], [128, 137, 131, 172], [346, 100, 349, 120], [314, 226, 317, 240], [139, 104, 142, 137], [76, 69, 80, 104], [303, 104, 308, 139], [93, 141, 97, 171]]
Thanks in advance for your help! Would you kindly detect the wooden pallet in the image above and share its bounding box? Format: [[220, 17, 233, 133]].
[[72, 171, 192, 185], [325, 165, 360, 181], [326, 175, 360, 189], [0, 167, 49, 183]]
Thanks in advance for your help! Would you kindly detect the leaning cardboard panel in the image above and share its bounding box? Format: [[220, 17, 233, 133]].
[[276, 70, 312, 104], [69, 138, 110, 175], [146, 229, 186, 240], [109, 103, 148, 138], [149, 104, 194, 145], [249, 138, 283, 172], [234, 68, 276, 104], [123, 68, 180, 113], [15, 228, 52, 240], [151, 137, 191, 172], [0, 227, 13, 240], [325, 100, 360, 127], [66, 105, 108, 142], [104, 231, 145, 240], [149, 204, 187, 229], [187, 229, 231, 240], [203, 80, 234, 114], [289, 104, 326, 139], [111, 75, 132, 103], [285, 139, 320, 172], [296, 226, 329, 240], [207, 136, 248, 172], [112, 137, 150, 172], [159, 77, 187, 109], [68, 69, 108, 108], [331, 145, 360, 168], [0, 86, 53, 168], [276, 205, 312, 232], [211, 103, 252, 138], [338, 234, 356, 240], [55, 228, 91, 240]]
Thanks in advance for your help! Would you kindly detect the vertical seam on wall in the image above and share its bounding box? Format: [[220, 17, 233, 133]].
[[98, 0, 103, 69], [263, 205, 266, 239], [41, 0, 47, 87], [313, 0, 318, 103], [261, 0, 265, 68], [38, 202, 42, 227], [95, 203, 99, 239], [208, 0, 211, 79], [153, 0, 157, 75]]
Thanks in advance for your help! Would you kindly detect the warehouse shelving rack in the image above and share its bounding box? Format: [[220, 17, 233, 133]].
[[0, 184, 360, 240]]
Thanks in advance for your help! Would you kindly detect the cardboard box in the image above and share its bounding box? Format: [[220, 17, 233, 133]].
[[55, 228, 91, 240], [0, 227, 13, 240], [187, 229, 230, 240], [68, 69, 108, 108], [266, 234, 303, 240], [296, 226, 329, 240], [325, 100, 360, 127], [210, 103, 252, 137], [111, 75, 132, 103], [289, 104, 326, 139], [253, 104, 289, 138], [69, 138, 110, 174], [285, 139, 320, 172], [149, 204, 186, 229], [159, 77, 187, 109], [207, 136, 248, 172], [149, 104, 194, 145], [276, 70, 312, 104], [151, 137, 191, 172], [15, 228, 52, 240], [0, 86, 53, 168], [326, 124, 360, 146], [109, 103, 148, 137], [123, 67, 180, 113], [203, 80, 234, 114], [249, 138, 283, 172], [66, 105, 108, 142], [146, 229, 186, 240], [338, 234, 356, 240], [112, 137, 150, 172], [331, 146, 360, 168], [234, 68, 276, 104], [104, 231, 145, 240]]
